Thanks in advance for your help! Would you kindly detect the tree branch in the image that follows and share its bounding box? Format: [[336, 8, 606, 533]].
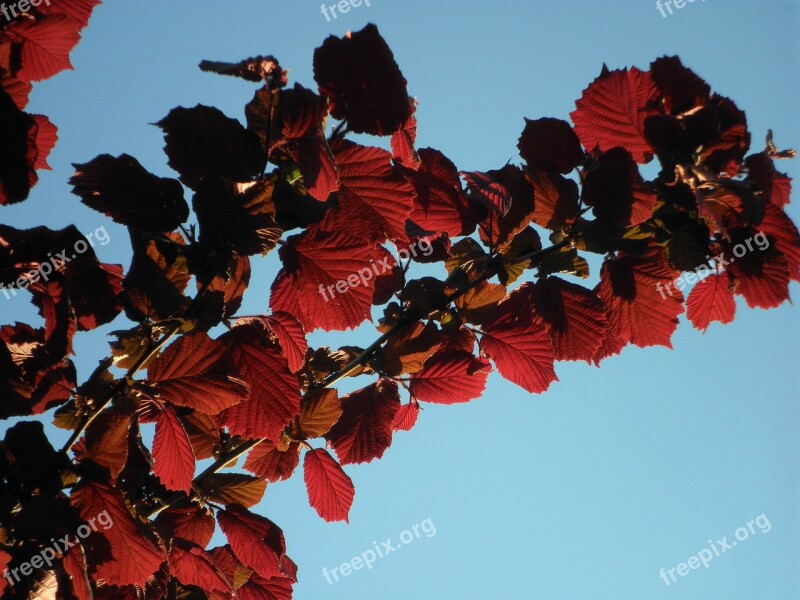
[[144, 236, 573, 519]]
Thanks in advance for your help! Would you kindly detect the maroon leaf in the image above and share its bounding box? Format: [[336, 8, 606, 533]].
[[273, 228, 378, 331], [325, 380, 400, 465], [156, 505, 216, 548], [71, 481, 165, 587], [527, 168, 580, 231], [217, 321, 302, 442], [403, 148, 477, 238], [0, 88, 37, 205], [582, 147, 656, 226], [31, 114, 57, 170], [169, 544, 231, 593], [147, 333, 249, 415], [243, 440, 301, 483], [518, 117, 585, 174], [650, 56, 710, 115], [193, 177, 282, 256], [70, 154, 188, 231], [275, 83, 338, 201], [157, 105, 263, 189], [391, 99, 420, 168], [313, 24, 411, 135], [532, 277, 608, 363], [758, 203, 800, 282], [263, 312, 308, 373], [316, 140, 414, 243], [595, 248, 684, 348]]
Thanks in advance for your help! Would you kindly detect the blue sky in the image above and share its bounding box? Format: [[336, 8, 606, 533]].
[[1, 1, 798, 598]]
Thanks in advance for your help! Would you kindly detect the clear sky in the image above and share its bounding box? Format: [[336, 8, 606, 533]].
[[1, 1, 798, 598]]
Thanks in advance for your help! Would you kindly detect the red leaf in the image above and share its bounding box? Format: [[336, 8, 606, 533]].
[[237, 575, 294, 600], [518, 117, 585, 174], [1, 74, 32, 109], [202, 474, 267, 508], [276, 83, 338, 201], [303, 448, 355, 523], [155, 505, 215, 548], [392, 403, 420, 432], [745, 153, 792, 208], [382, 321, 444, 376], [462, 170, 512, 217], [273, 228, 378, 331], [532, 277, 608, 363], [79, 402, 131, 481], [313, 24, 410, 135], [217, 321, 301, 442], [391, 100, 420, 168], [758, 203, 800, 283], [151, 403, 196, 492], [62, 544, 92, 600], [38, 0, 102, 30], [686, 272, 736, 332], [0, 550, 10, 596], [169, 544, 231, 593], [595, 248, 684, 348], [147, 333, 249, 415], [570, 66, 658, 164], [729, 253, 790, 309], [180, 411, 220, 460], [474, 165, 537, 250], [70, 481, 165, 587], [403, 148, 477, 238], [409, 350, 490, 404], [263, 312, 308, 373], [4, 15, 81, 82], [480, 319, 557, 394], [31, 114, 57, 170], [317, 140, 414, 243], [325, 380, 400, 465], [243, 440, 301, 483], [527, 168, 580, 231], [217, 505, 287, 580]]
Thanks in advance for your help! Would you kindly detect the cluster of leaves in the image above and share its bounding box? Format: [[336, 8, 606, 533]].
[[1, 21, 798, 600], [0, 0, 101, 204]]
